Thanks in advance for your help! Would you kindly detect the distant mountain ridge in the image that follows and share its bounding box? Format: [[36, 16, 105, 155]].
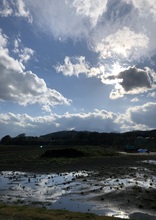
[[40, 130, 90, 138], [40, 129, 156, 139], [1, 130, 156, 151]]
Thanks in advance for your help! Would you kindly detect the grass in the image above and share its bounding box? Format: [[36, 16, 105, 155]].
[[0, 203, 124, 220], [75, 146, 118, 157], [0, 144, 118, 172], [1, 144, 155, 174]]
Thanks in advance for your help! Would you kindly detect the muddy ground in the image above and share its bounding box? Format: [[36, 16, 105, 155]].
[[0, 145, 156, 218]]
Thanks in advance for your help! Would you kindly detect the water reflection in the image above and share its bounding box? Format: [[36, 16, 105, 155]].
[[0, 170, 156, 219], [0, 171, 90, 204], [142, 160, 156, 165], [129, 212, 156, 220]]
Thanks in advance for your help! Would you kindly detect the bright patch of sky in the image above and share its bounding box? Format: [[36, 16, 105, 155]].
[[0, 0, 156, 137]]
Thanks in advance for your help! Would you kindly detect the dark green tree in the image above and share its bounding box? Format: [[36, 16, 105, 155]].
[[1, 135, 12, 144]]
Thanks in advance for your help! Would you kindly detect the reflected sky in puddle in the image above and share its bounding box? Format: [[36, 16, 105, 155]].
[[129, 212, 156, 220], [0, 169, 156, 219], [0, 171, 90, 204], [142, 160, 156, 165]]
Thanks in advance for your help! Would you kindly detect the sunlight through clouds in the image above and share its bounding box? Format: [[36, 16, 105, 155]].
[[0, 0, 156, 137], [102, 66, 156, 99], [94, 27, 149, 60]]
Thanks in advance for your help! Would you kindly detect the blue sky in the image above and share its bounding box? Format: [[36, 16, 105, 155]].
[[0, 0, 156, 138]]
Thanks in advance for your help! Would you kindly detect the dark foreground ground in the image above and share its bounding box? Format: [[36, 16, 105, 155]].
[[0, 203, 124, 220], [0, 144, 156, 219], [0, 144, 155, 173]]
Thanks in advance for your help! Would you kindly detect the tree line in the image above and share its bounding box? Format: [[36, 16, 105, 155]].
[[1, 130, 156, 151]]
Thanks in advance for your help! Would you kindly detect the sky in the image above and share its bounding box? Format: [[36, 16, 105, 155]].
[[0, 0, 156, 138]]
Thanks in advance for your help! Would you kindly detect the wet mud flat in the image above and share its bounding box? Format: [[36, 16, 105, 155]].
[[89, 164, 156, 219], [0, 160, 156, 219], [0, 145, 156, 219]]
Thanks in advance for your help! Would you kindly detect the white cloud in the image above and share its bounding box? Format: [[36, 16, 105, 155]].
[[0, 109, 119, 137], [71, 0, 108, 26], [86, 0, 155, 64], [55, 109, 118, 132], [131, 0, 156, 20], [0, 29, 8, 47], [13, 38, 21, 54], [15, 0, 31, 20], [93, 27, 149, 60], [130, 97, 139, 102], [25, 0, 90, 40], [148, 91, 156, 98], [0, 0, 13, 17], [55, 56, 104, 78], [13, 38, 34, 63], [1, 103, 155, 137], [56, 56, 89, 77], [127, 102, 156, 128], [24, 0, 156, 64], [0, 0, 32, 22], [0, 30, 70, 109], [41, 105, 52, 113], [19, 47, 34, 63], [115, 102, 156, 132]]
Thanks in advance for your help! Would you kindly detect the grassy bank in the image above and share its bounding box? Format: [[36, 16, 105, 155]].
[[0, 144, 118, 172], [0, 203, 123, 220], [0, 144, 155, 174]]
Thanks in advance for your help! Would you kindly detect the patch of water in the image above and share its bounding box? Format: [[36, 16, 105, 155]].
[[0, 170, 156, 219], [142, 160, 156, 165], [0, 171, 91, 204], [94, 172, 156, 194], [129, 212, 156, 220], [49, 193, 130, 219]]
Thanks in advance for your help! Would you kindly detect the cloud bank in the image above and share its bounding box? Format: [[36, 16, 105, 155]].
[[0, 103, 155, 138], [126, 102, 156, 129], [25, 0, 156, 61]]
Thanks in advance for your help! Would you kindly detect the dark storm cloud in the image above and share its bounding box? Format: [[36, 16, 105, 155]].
[[102, 66, 156, 99], [118, 67, 152, 91]]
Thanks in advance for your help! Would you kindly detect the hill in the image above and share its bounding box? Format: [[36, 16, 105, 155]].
[[1, 130, 155, 151]]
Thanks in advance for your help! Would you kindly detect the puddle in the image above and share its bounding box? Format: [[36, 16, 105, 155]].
[[142, 160, 156, 165], [0, 171, 91, 204], [0, 170, 156, 219], [129, 212, 156, 220]]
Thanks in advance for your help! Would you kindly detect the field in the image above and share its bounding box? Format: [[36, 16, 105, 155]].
[[0, 144, 121, 173], [0, 144, 156, 219]]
